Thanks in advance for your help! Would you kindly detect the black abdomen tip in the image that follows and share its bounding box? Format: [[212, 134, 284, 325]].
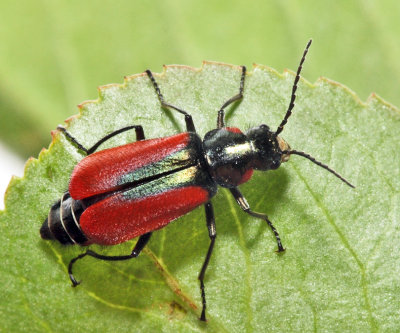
[[40, 218, 54, 240]]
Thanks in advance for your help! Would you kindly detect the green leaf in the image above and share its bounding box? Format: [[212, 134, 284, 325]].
[[1, 63, 399, 332]]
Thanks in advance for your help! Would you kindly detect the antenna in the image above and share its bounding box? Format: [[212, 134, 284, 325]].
[[283, 150, 355, 188], [275, 39, 312, 136]]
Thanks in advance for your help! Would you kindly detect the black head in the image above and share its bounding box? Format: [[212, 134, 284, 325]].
[[246, 125, 290, 171], [249, 40, 354, 188]]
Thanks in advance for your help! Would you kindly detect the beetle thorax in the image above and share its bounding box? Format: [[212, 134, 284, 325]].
[[203, 128, 255, 188], [202, 125, 290, 188]]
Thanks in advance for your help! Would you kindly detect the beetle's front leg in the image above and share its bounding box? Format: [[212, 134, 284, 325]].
[[217, 65, 246, 128], [229, 187, 285, 252], [146, 69, 196, 133]]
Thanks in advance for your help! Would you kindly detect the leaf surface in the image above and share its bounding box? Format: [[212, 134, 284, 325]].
[[1, 63, 399, 332]]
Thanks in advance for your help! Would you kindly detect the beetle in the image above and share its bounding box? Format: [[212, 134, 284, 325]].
[[40, 40, 353, 321]]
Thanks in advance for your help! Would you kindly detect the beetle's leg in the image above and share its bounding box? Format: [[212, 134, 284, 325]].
[[146, 69, 196, 133], [57, 125, 145, 155], [229, 187, 285, 252], [217, 66, 246, 129], [68, 232, 152, 286], [198, 201, 216, 322]]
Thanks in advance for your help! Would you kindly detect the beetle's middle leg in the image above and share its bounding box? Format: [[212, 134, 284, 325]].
[[57, 125, 146, 155], [68, 232, 152, 286], [198, 201, 216, 322], [146, 69, 196, 133]]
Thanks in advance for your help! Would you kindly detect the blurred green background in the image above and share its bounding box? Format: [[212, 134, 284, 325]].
[[0, 0, 399, 159]]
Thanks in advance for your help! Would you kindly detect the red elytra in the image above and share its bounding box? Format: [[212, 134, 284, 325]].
[[68, 132, 213, 245], [66, 127, 255, 246], [81, 186, 209, 245], [69, 132, 191, 200]]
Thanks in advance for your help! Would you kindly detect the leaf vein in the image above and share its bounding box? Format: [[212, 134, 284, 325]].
[[291, 163, 378, 332]]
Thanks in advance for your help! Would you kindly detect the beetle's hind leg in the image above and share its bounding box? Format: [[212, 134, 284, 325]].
[[68, 232, 152, 286], [57, 125, 145, 155], [146, 69, 196, 133], [217, 66, 246, 128]]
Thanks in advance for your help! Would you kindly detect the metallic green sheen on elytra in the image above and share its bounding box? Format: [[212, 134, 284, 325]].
[[117, 148, 195, 186], [117, 133, 203, 186], [114, 133, 217, 201], [121, 165, 217, 201]]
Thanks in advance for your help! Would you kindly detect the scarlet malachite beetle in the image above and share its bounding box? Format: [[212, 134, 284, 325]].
[[40, 40, 353, 321]]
